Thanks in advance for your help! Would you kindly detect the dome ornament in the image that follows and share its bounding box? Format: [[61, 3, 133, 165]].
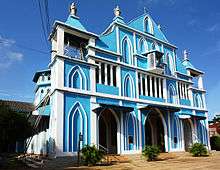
[[184, 49, 189, 61], [114, 5, 121, 17], [70, 2, 77, 16]]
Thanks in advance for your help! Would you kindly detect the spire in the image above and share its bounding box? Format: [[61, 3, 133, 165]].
[[114, 5, 121, 17], [183, 49, 189, 61], [70, 2, 77, 16], [144, 7, 147, 14]]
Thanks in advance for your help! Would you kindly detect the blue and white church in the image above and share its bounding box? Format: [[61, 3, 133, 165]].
[[27, 3, 210, 156]]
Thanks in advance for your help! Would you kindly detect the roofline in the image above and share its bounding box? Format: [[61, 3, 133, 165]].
[[102, 21, 177, 49], [187, 67, 204, 75], [33, 69, 51, 83], [49, 21, 98, 40]]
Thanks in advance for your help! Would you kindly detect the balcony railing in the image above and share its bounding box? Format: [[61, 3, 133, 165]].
[[64, 45, 86, 60]]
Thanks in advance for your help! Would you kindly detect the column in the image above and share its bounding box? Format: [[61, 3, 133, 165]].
[[99, 62, 101, 84], [158, 78, 162, 98], [149, 76, 153, 97], [57, 26, 64, 55], [145, 75, 148, 96], [163, 78, 167, 102], [104, 63, 107, 85], [184, 84, 187, 99], [198, 75, 204, 90], [110, 65, 113, 86], [154, 77, 157, 98], [182, 83, 185, 99], [140, 73, 143, 95]]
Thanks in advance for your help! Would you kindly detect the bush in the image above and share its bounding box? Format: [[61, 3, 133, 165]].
[[142, 145, 160, 161], [189, 143, 208, 157], [210, 136, 220, 151], [81, 145, 104, 166]]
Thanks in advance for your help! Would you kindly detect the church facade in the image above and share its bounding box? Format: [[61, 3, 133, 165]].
[[27, 3, 210, 156]]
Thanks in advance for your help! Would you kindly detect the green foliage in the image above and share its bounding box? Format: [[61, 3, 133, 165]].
[[81, 145, 104, 166], [189, 143, 208, 157], [210, 136, 220, 151], [0, 103, 33, 152], [142, 145, 160, 161]]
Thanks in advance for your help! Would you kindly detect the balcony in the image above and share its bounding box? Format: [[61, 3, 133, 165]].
[[143, 50, 165, 74]]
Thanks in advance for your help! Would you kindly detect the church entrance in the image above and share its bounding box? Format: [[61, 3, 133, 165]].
[[145, 111, 165, 152], [183, 119, 193, 151], [98, 109, 118, 154]]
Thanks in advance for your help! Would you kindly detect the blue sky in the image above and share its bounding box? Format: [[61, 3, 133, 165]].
[[0, 0, 219, 120]]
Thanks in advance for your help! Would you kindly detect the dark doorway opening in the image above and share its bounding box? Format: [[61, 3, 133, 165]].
[[145, 111, 165, 152], [183, 119, 193, 151], [99, 109, 117, 154]]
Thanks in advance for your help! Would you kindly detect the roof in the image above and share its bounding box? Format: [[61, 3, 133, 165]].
[[33, 69, 51, 83], [0, 99, 34, 113], [65, 15, 87, 31], [182, 59, 204, 75]]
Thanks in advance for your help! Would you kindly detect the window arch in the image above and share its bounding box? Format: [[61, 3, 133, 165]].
[[67, 65, 87, 90], [138, 38, 148, 54], [123, 73, 135, 98], [167, 53, 175, 75], [125, 112, 137, 150], [151, 41, 159, 51], [122, 36, 133, 65], [194, 94, 203, 108], [144, 17, 154, 34], [168, 84, 177, 104], [66, 102, 87, 152]]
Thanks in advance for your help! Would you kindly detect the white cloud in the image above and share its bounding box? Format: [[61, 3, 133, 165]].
[[0, 35, 24, 69], [206, 23, 220, 32]]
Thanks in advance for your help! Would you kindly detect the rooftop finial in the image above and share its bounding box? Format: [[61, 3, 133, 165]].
[[114, 5, 121, 17], [184, 49, 189, 60], [70, 2, 77, 16]]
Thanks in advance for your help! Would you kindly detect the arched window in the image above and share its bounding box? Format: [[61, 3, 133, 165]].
[[67, 65, 87, 90], [124, 73, 135, 98], [168, 84, 177, 104], [144, 17, 154, 34], [66, 102, 87, 152], [194, 94, 203, 108], [122, 37, 132, 64], [126, 112, 136, 150], [151, 42, 159, 51], [138, 38, 147, 54], [167, 53, 175, 75]]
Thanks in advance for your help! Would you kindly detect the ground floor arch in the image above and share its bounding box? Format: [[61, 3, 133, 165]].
[[98, 108, 120, 154], [144, 110, 166, 152], [182, 119, 193, 151]]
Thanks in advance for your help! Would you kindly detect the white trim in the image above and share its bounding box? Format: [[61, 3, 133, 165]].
[[121, 35, 133, 65], [66, 101, 88, 152], [123, 73, 135, 98], [67, 65, 87, 90]]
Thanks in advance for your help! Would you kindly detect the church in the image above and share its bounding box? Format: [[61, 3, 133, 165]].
[[27, 3, 210, 156]]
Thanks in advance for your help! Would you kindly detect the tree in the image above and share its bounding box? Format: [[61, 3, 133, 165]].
[[0, 103, 33, 152]]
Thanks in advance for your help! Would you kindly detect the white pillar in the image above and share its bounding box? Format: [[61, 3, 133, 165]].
[[104, 63, 108, 85], [140, 73, 143, 95], [154, 77, 157, 97], [117, 66, 121, 96], [110, 65, 113, 86], [163, 78, 167, 102], [145, 75, 148, 96], [99, 62, 101, 84], [90, 101, 98, 145], [149, 76, 153, 97], [184, 84, 187, 99], [57, 26, 64, 55], [198, 75, 204, 90], [158, 78, 162, 98], [120, 112, 124, 153], [138, 109, 142, 150]]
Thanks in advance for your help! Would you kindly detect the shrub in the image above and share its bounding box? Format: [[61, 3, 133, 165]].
[[142, 145, 160, 161], [189, 143, 208, 157], [81, 145, 104, 166], [210, 136, 220, 151]]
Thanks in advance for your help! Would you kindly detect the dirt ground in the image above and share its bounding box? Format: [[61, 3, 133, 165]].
[[6, 151, 220, 170]]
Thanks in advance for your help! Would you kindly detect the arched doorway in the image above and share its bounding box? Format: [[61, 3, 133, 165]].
[[145, 111, 165, 152], [98, 109, 118, 154], [183, 119, 193, 151]]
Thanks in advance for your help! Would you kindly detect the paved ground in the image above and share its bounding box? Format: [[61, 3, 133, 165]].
[[41, 151, 220, 170], [5, 151, 220, 170]]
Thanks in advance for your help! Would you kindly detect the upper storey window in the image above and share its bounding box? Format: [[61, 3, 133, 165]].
[[64, 32, 88, 60], [122, 37, 133, 65], [144, 17, 154, 35], [138, 38, 148, 54]]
